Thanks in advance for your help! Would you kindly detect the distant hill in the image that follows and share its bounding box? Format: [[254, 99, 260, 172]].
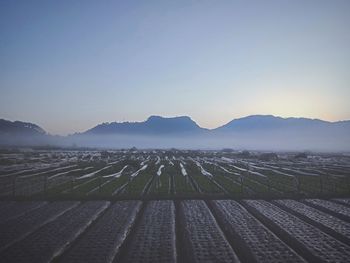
[[83, 115, 206, 136], [214, 115, 349, 132], [212, 115, 350, 151], [0, 119, 46, 136], [1, 115, 349, 151], [0, 119, 52, 147]]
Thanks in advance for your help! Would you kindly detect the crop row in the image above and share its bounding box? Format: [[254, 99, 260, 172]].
[[275, 199, 350, 245], [59, 201, 141, 263], [304, 199, 350, 221], [244, 200, 350, 262], [179, 200, 240, 262], [0, 201, 46, 224], [0, 201, 108, 263], [1, 198, 350, 262], [118, 200, 176, 263], [211, 200, 305, 262], [185, 162, 222, 194], [0, 201, 79, 251]]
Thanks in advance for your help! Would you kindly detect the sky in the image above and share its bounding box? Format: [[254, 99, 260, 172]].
[[1, 0, 350, 135]]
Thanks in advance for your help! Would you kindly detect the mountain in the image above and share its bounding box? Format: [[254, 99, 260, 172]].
[[84, 115, 206, 136], [212, 115, 350, 151], [214, 114, 350, 134], [0, 119, 46, 136], [215, 115, 333, 132], [0, 119, 52, 147], [1, 115, 349, 151]]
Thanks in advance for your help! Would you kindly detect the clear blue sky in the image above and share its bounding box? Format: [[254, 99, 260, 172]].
[[1, 0, 349, 135]]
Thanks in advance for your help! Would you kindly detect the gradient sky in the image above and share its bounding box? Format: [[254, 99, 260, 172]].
[[1, 0, 350, 135]]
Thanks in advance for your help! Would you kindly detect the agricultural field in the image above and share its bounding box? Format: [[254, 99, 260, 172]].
[[1, 149, 350, 262], [0, 198, 349, 262], [1, 149, 349, 199]]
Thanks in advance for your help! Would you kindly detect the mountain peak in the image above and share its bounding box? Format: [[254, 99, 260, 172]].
[[216, 114, 333, 132], [85, 115, 203, 135], [146, 115, 192, 121], [0, 119, 46, 135], [2, 115, 350, 151]]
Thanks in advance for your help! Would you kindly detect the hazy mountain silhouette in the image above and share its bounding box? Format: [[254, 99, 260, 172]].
[[0, 119, 50, 146], [84, 115, 206, 135], [1, 115, 349, 151], [209, 115, 350, 152], [214, 115, 347, 132], [0, 119, 46, 136]]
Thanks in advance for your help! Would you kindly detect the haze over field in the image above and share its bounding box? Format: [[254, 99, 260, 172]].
[[2, 3, 350, 262], [1, 115, 350, 151], [1, 1, 350, 151]]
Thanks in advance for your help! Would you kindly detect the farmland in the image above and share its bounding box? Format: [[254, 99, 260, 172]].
[[0, 198, 349, 262], [1, 149, 349, 199], [1, 149, 350, 262]]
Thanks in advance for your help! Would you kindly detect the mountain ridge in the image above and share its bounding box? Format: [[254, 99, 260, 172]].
[[0, 119, 46, 136], [1, 114, 350, 136], [0, 115, 349, 151], [215, 115, 331, 132], [84, 115, 207, 135]]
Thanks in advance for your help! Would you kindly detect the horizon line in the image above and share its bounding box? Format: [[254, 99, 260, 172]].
[[2, 113, 350, 136]]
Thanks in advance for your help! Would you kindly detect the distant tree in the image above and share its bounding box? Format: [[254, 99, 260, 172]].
[[100, 151, 110, 158], [221, 148, 235, 153], [129, 147, 138, 152], [259, 153, 278, 161], [237, 150, 251, 158], [294, 152, 308, 159]]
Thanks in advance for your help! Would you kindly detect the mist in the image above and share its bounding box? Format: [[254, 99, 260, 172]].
[[2, 132, 343, 152]]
